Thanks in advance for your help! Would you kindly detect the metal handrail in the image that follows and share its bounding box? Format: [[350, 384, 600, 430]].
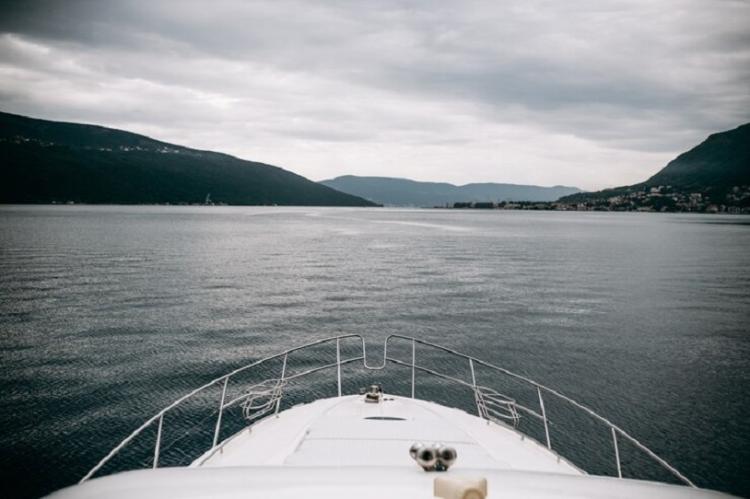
[[475, 385, 521, 425], [79, 334, 696, 488], [79, 334, 363, 482], [240, 378, 285, 421], [383, 335, 696, 486]]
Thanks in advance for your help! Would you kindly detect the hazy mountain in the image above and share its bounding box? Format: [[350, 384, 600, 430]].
[[320, 175, 582, 206], [560, 123, 750, 204], [0, 111, 377, 206]]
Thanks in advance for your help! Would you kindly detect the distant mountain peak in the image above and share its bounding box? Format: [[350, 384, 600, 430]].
[[642, 122, 750, 189], [320, 175, 582, 206], [558, 122, 750, 211]]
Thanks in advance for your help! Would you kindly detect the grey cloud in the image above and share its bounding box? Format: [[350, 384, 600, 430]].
[[0, 0, 748, 189]]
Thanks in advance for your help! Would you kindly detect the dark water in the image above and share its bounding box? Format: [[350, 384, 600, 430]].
[[1, 206, 749, 498]]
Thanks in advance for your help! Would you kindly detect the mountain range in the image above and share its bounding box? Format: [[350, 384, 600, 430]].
[[0, 111, 376, 206], [2, 111, 746, 210], [320, 176, 582, 207]]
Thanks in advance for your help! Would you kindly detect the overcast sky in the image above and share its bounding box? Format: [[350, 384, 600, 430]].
[[1, 0, 748, 190]]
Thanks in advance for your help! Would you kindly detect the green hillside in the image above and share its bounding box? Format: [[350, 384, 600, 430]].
[[0, 111, 377, 206], [559, 123, 750, 211], [644, 123, 750, 191]]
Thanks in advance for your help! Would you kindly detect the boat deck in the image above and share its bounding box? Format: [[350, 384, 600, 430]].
[[50, 335, 736, 498], [50, 393, 734, 498], [195, 394, 581, 473]]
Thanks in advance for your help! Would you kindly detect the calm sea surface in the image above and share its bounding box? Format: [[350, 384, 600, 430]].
[[1, 206, 749, 497]]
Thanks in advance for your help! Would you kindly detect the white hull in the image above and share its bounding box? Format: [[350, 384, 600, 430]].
[[51, 395, 732, 498]]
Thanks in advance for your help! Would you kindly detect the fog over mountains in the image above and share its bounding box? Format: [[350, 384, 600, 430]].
[[321, 176, 581, 206]]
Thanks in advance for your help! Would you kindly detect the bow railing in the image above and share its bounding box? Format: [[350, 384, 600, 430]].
[[79, 334, 696, 488]]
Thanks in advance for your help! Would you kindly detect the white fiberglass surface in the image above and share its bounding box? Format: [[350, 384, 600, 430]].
[[199, 395, 582, 474]]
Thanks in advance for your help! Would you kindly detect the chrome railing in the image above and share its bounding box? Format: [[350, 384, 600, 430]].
[[475, 385, 520, 425], [80, 334, 696, 488]]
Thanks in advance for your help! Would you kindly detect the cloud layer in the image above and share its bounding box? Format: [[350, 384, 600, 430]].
[[1, 0, 748, 189]]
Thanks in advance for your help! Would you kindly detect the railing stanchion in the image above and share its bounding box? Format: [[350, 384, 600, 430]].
[[275, 354, 288, 416], [79, 335, 697, 489], [612, 427, 622, 478], [212, 377, 229, 448], [411, 339, 416, 399], [469, 358, 481, 417], [537, 386, 551, 449], [153, 414, 163, 469], [336, 338, 342, 397]]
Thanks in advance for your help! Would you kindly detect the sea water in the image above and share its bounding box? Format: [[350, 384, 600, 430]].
[[1, 206, 748, 497]]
